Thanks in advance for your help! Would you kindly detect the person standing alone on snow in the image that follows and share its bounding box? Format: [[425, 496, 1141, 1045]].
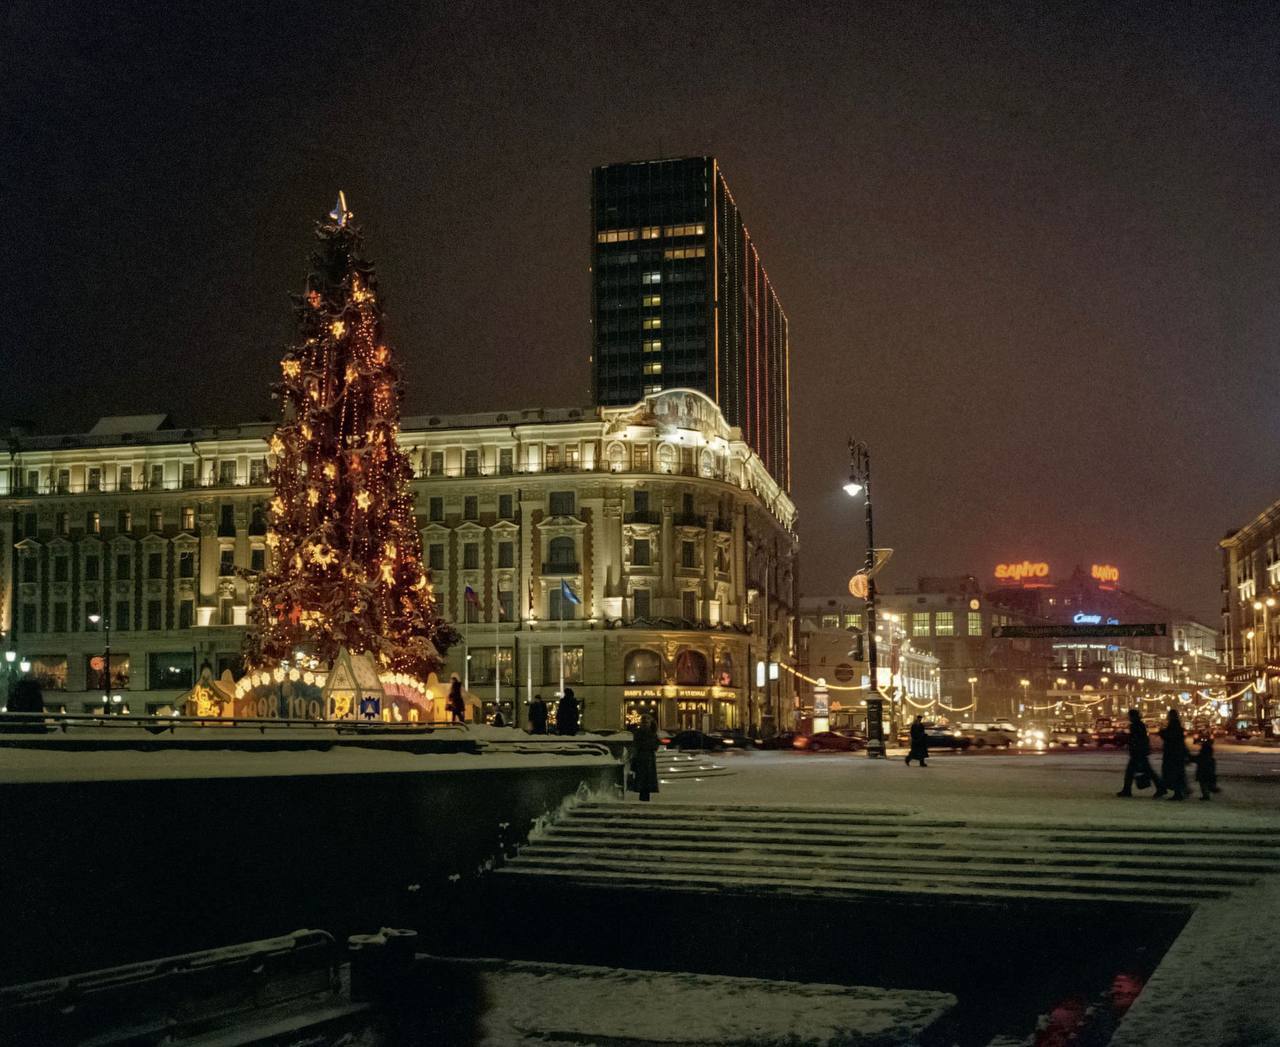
[[528, 693, 548, 734], [905, 715, 928, 767], [1117, 708, 1164, 797], [1159, 708, 1190, 801], [557, 688, 580, 736], [1192, 737, 1218, 800], [447, 674, 466, 724], [630, 713, 660, 802]]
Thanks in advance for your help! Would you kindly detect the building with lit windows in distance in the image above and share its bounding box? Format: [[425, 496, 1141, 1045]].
[[1220, 498, 1280, 727], [591, 157, 791, 489], [802, 567, 1219, 723], [0, 390, 797, 732]]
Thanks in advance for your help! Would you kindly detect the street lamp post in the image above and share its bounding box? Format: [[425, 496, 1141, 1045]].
[[967, 676, 978, 716], [88, 613, 112, 714], [844, 439, 882, 756], [1018, 678, 1030, 721]]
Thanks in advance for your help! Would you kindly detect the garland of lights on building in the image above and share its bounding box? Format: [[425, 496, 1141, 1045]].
[[244, 193, 458, 679]]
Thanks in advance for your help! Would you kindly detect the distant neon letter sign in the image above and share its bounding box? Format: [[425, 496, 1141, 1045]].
[[1091, 564, 1120, 585], [994, 561, 1050, 583]]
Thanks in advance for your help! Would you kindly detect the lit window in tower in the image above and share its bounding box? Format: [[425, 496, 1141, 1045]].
[[641, 226, 661, 239], [642, 340, 662, 352], [642, 294, 661, 307], [642, 318, 661, 329], [643, 362, 662, 375], [641, 272, 661, 284]]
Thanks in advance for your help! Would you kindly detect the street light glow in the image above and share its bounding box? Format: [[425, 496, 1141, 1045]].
[[842, 481, 863, 497], [4, 650, 14, 664], [88, 613, 101, 625], [19, 660, 30, 673]]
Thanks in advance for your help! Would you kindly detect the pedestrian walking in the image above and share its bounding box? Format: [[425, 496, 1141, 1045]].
[[1192, 737, 1219, 801], [630, 713, 660, 802], [1158, 708, 1190, 801], [529, 694, 548, 734], [491, 709, 505, 727], [905, 715, 928, 767], [447, 674, 465, 724], [1117, 708, 1164, 797], [557, 688, 580, 736]]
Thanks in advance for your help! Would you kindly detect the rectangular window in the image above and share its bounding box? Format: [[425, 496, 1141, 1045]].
[[549, 491, 575, 516], [178, 599, 194, 629], [498, 590, 514, 622], [149, 509, 163, 533], [663, 246, 706, 260], [250, 547, 265, 571], [499, 448, 513, 475], [181, 462, 196, 488], [53, 603, 68, 632], [912, 612, 930, 637], [115, 600, 131, 631], [428, 544, 445, 571], [56, 468, 70, 493], [118, 466, 133, 491], [545, 446, 559, 470], [544, 645, 584, 684], [117, 510, 132, 533], [498, 541, 514, 568], [149, 652, 194, 690], [84, 555, 99, 581], [21, 557, 37, 583], [219, 549, 235, 576], [822, 614, 840, 628], [429, 451, 444, 475], [21, 512, 36, 537], [87, 467, 102, 491], [935, 611, 955, 636], [643, 362, 662, 375], [22, 603, 36, 633], [633, 490, 649, 514], [633, 445, 650, 470], [115, 553, 131, 580], [967, 611, 983, 636], [565, 446, 579, 469], [147, 551, 163, 579], [219, 504, 235, 534], [150, 464, 165, 489], [640, 225, 661, 239], [663, 223, 705, 237], [220, 597, 235, 626], [463, 495, 478, 520], [633, 538, 651, 566], [181, 506, 195, 530], [463, 543, 479, 570], [219, 460, 237, 485], [682, 590, 697, 621], [641, 271, 661, 284], [844, 613, 864, 630], [57, 512, 69, 535], [643, 383, 663, 395], [548, 588, 575, 621], [429, 497, 444, 522], [498, 494, 514, 520], [642, 339, 662, 352], [178, 551, 194, 578], [147, 600, 163, 631], [87, 652, 131, 690], [53, 556, 69, 582], [642, 294, 661, 307], [249, 457, 267, 484], [642, 317, 661, 329], [633, 588, 651, 619], [681, 540, 696, 568], [464, 449, 479, 476]]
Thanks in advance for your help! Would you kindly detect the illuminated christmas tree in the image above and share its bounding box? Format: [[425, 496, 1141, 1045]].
[[246, 192, 458, 679]]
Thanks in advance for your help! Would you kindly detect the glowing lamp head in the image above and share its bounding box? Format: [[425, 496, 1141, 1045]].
[[19, 660, 31, 673], [842, 481, 863, 498], [4, 650, 14, 664], [87, 613, 100, 625]]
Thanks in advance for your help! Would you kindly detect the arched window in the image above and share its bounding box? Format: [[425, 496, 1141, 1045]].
[[548, 536, 576, 566], [656, 443, 677, 474], [606, 441, 627, 472], [624, 649, 663, 684], [675, 649, 709, 685]]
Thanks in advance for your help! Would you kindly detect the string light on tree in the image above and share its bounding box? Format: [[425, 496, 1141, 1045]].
[[244, 192, 458, 679]]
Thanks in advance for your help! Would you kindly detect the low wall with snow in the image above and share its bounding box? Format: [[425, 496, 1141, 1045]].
[[0, 745, 621, 985]]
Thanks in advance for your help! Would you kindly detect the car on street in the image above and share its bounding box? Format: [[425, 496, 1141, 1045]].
[[759, 731, 807, 750], [1046, 723, 1084, 747], [669, 730, 727, 752], [960, 721, 1018, 748], [1090, 718, 1130, 748], [800, 730, 867, 752], [709, 729, 758, 750], [897, 723, 973, 750]]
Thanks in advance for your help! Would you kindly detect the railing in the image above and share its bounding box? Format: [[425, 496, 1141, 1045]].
[[542, 561, 580, 575], [624, 510, 662, 525]]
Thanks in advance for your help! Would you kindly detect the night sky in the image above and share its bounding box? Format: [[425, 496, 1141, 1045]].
[[6, 2, 1279, 621]]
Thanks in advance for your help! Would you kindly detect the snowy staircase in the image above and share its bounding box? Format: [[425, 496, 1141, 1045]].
[[498, 802, 1280, 907], [655, 750, 734, 781]]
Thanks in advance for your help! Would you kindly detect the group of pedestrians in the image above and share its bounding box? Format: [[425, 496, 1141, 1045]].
[[446, 675, 582, 735], [1119, 707, 1219, 801]]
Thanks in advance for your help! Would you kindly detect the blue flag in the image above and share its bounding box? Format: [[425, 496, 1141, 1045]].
[[560, 579, 581, 606]]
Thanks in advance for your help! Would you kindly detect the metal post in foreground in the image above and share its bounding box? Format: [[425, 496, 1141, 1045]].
[[845, 439, 885, 758]]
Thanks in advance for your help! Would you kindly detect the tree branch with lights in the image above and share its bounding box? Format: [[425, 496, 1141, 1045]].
[[244, 193, 458, 679]]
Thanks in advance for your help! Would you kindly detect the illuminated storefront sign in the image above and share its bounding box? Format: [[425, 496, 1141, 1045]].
[[1091, 564, 1120, 586], [1073, 613, 1120, 626], [994, 561, 1051, 584], [622, 686, 733, 700]]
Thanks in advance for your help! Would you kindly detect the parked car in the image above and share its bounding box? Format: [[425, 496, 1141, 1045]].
[[709, 729, 758, 750], [1046, 723, 1083, 748], [960, 721, 1017, 748], [669, 730, 727, 752], [802, 730, 867, 752], [1090, 718, 1130, 748]]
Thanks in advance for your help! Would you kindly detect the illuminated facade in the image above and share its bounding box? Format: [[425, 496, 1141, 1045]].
[[0, 390, 797, 730], [1221, 499, 1280, 723], [591, 157, 791, 489]]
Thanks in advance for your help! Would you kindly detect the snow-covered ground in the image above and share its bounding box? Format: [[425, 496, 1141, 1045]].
[[649, 746, 1280, 828]]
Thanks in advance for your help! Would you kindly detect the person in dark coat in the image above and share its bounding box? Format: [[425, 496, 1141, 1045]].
[[630, 713, 661, 801], [905, 715, 928, 767], [491, 709, 505, 727], [447, 674, 465, 724], [528, 694, 548, 734], [556, 688, 580, 736], [1192, 738, 1218, 800], [1117, 708, 1164, 797], [1158, 708, 1190, 800]]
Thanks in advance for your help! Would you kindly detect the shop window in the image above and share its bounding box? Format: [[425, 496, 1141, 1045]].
[[149, 652, 194, 690], [29, 656, 67, 691], [86, 652, 131, 690], [624, 648, 662, 684], [544, 646, 584, 685]]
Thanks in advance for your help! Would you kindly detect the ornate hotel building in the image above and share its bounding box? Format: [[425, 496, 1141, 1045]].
[[0, 390, 797, 732]]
